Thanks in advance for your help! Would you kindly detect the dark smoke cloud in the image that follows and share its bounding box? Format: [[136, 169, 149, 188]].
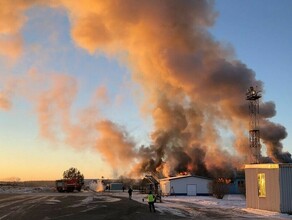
[[1, 0, 290, 178], [260, 101, 276, 118], [260, 120, 292, 163]]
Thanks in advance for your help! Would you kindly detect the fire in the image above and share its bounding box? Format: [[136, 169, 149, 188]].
[[179, 172, 190, 176], [216, 178, 231, 184]]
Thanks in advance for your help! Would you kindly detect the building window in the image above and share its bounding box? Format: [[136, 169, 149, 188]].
[[257, 173, 266, 197]]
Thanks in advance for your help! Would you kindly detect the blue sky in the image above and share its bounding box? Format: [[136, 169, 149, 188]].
[[211, 0, 292, 152], [0, 1, 291, 181]]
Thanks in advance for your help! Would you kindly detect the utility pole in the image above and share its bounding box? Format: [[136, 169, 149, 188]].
[[246, 86, 261, 163]]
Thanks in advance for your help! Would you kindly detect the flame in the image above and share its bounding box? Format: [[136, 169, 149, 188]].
[[217, 178, 231, 184]]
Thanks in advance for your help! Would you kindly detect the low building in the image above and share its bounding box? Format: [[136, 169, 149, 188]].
[[109, 183, 123, 191], [245, 163, 292, 213], [228, 178, 245, 194], [160, 175, 212, 196]]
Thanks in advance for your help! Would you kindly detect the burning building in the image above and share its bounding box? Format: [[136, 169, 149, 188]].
[[120, 0, 292, 180], [160, 175, 212, 196]]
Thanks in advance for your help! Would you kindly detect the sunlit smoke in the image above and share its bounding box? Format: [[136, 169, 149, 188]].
[[0, 0, 291, 179], [61, 0, 291, 177], [0, 92, 11, 110]]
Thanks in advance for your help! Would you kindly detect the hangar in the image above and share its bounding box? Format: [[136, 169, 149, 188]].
[[160, 175, 212, 196]]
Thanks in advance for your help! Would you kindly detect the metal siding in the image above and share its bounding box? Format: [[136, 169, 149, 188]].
[[170, 178, 187, 194], [169, 177, 211, 195], [263, 168, 280, 212], [245, 168, 258, 209], [245, 166, 280, 212], [280, 166, 292, 213]]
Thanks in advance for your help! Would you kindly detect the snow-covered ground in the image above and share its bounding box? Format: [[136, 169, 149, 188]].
[[113, 191, 292, 219], [1, 184, 292, 219]]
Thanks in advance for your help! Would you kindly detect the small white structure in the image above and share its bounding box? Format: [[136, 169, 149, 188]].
[[160, 175, 212, 196], [245, 163, 292, 213]]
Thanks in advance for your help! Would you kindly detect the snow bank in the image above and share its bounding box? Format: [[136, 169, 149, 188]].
[[0, 185, 54, 193]]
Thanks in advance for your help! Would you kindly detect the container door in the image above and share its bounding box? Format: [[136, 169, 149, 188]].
[[187, 184, 197, 196]]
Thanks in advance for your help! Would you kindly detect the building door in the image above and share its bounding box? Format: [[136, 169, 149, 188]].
[[187, 184, 197, 196]]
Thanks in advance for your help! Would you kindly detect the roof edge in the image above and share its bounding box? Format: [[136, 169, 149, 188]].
[[245, 163, 292, 169], [160, 175, 212, 181]]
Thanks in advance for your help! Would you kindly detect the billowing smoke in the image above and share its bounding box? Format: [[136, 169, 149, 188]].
[[1, 0, 291, 178], [0, 0, 47, 59], [0, 70, 138, 177], [260, 120, 291, 163], [95, 120, 137, 176]]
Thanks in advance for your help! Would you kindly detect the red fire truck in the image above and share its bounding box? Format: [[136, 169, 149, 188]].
[[55, 179, 82, 192]]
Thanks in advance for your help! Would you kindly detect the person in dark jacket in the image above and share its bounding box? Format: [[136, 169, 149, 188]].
[[128, 187, 133, 200]]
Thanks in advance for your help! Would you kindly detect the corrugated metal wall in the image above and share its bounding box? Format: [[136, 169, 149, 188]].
[[173, 177, 210, 194], [280, 165, 292, 213], [245, 167, 258, 209], [160, 176, 211, 195]]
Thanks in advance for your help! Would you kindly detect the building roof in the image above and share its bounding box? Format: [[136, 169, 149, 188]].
[[160, 175, 212, 181], [245, 163, 292, 169]]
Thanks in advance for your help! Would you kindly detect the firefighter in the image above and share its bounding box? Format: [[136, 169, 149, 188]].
[[128, 187, 133, 200], [147, 191, 156, 212]]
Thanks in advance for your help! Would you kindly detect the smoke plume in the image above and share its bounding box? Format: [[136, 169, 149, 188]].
[[95, 120, 137, 176], [1, 0, 291, 178], [0, 0, 48, 59]]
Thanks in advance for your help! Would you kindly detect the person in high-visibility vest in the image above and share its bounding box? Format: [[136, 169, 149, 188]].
[[147, 191, 156, 212]]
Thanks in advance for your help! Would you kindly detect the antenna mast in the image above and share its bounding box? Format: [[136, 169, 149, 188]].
[[246, 86, 261, 163]]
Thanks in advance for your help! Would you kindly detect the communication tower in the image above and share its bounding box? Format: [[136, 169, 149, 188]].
[[246, 86, 261, 163]]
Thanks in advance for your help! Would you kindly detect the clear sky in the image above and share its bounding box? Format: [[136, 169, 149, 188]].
[[0, 0, 291, 181]]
